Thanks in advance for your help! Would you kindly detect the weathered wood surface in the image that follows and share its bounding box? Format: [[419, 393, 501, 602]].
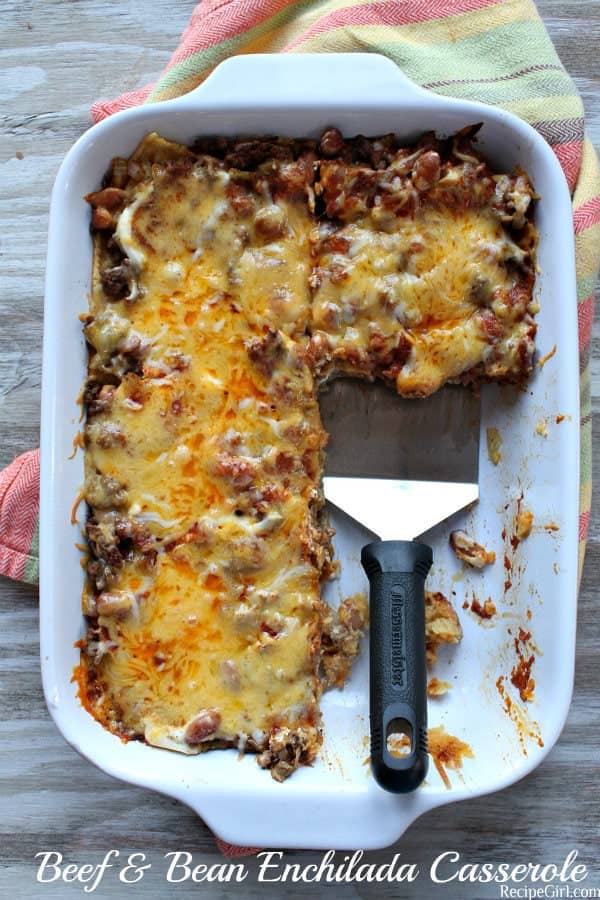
[[1, 2, 599, 898]]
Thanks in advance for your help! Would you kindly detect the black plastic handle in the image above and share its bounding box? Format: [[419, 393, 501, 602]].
[[361, 540, 433, 793]]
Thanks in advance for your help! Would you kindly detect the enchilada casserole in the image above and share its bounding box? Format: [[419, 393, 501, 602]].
[[78, 127, 537, 780]]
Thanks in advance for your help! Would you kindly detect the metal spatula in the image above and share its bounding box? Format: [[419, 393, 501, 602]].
[[320, 379, 480, 793]]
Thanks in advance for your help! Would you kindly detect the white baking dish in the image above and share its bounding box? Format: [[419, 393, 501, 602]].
[[40, 53, 579, 850]]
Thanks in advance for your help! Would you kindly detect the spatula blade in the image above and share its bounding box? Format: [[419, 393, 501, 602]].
[[322, 477, 479, 542], [319, 380, 480, 538]]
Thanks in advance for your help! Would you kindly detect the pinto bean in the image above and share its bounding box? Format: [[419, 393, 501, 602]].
[[477, 309, 504, 342], [184, 709, 221, 745], [86, 187, 127, 210], [96, 591, 134, 618], [254, 204, 286, 241], [412, 150, 441, 191], [91, 207, 114, 230], [319, 128, 345, 158]]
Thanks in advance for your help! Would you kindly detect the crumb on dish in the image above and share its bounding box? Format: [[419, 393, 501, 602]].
[[425, 591, 462, 666], [537, 344, 557, 368], [320, 593, 369, 690], [470, 596, 497, 620], [428, 725, 474, 789], [427, 677, 451, 697], [450, 530, 496, 569], [511, 628, 536, 703], [516, 508, 534, 539], [486, 426, 502, 465]]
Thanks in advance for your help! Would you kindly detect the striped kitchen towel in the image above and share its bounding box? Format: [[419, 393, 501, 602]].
[[3, 0, 598, 585], [0, 0, 598, 854]]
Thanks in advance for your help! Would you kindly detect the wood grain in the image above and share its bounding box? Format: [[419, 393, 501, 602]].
[[1, 2, 599, 898]]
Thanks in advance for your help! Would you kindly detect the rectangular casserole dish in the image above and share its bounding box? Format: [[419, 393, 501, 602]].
[[40, 53, 579, 850]]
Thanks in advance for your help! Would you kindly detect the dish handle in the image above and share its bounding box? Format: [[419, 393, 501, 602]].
[[173, 52, 427, 107]]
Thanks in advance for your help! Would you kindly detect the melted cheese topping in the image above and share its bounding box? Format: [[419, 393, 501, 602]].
[[84, 138, 323, 755], [311, 182, 536, 396], [82, 132, 536, 768]]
